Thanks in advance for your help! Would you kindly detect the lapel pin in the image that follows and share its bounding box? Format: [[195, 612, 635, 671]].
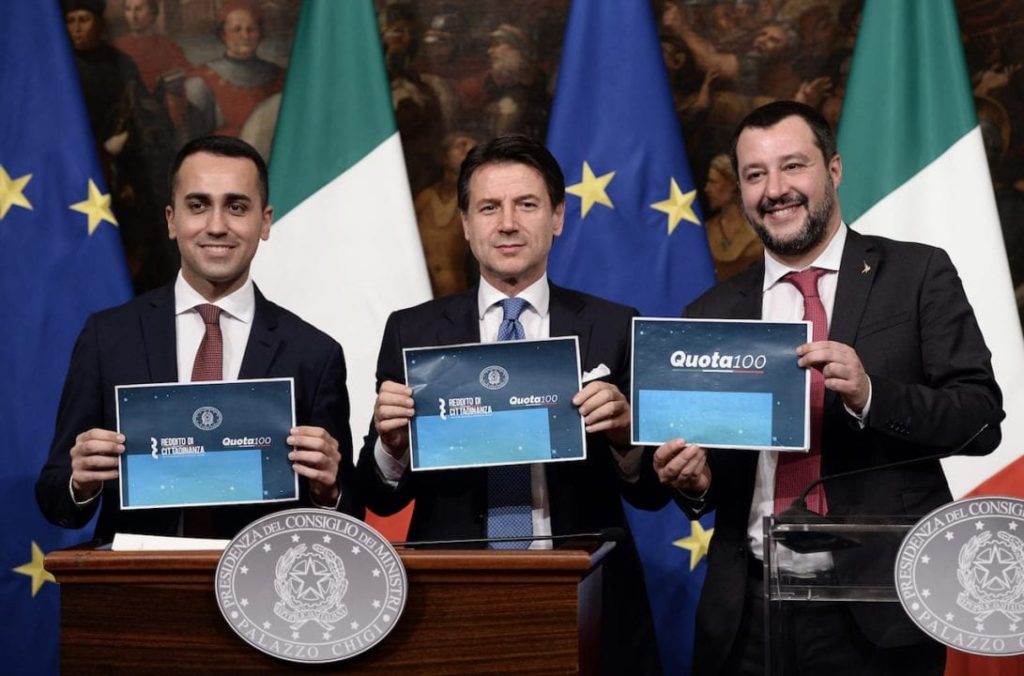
[[862, 260, 871, 274]]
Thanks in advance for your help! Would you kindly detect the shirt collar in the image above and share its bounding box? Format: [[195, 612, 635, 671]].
[[477, 274, 550, 319], [173, 271, 256, 323], [763, 223, 848, 291]]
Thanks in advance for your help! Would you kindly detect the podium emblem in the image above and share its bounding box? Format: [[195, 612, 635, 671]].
[[215, 509, 407, 663], [896, 496, 1024, 656]]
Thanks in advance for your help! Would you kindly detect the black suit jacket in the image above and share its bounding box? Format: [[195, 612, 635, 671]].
[[36, 283, 362, 540], [685, 230, 1003, 675], [356, 283, 660, 674]]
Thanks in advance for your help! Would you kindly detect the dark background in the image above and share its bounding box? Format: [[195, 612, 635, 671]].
[[72, 0, 1024, 328]]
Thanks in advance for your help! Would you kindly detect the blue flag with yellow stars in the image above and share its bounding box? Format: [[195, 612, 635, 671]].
[[546, 2, 717, 673], [0, 2, 133, 673]]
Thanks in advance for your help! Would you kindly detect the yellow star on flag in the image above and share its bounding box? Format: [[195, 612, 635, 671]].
[[0, 164, 33, 220], [650, 177, 700, 235], [70, 178, 117, 234], [673, 519, 714, 571], [565, 161, 615, 218], [13, 541, 56, 597]]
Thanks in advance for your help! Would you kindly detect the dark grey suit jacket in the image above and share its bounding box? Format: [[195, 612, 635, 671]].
[[36, 283, 362, 540], [356, 282, 661, 674], [685, 229, 1003, 675]]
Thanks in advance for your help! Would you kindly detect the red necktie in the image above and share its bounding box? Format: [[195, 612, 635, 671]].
[[191, 304, 223, 382], [185, 303, 223, 537], [775, 268, 828, 514]]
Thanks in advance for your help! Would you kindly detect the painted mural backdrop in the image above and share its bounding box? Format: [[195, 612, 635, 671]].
[[67, 0, 1023, 326]]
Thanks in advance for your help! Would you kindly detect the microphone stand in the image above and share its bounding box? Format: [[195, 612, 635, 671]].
[[773, 423, 990, 553]]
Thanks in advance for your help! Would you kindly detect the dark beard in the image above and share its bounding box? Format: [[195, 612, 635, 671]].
[[743, 181, 836, 257]]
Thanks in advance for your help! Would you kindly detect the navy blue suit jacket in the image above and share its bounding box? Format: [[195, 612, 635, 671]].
[[36, 283, 361, 540], [684, 230, 1003, 674], [356, 282, 661, 674]]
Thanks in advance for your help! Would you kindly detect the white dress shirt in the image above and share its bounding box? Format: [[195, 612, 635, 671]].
[[174, 272, 255, 382], [375, 275, 555, 547], [748, 225, 871, 572]]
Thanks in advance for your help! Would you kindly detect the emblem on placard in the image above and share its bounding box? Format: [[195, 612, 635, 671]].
[[192, 405, 222, 431], [896, 496, 1024, 656], [215, 509, 408, 663], [479, 365, 509, 390]]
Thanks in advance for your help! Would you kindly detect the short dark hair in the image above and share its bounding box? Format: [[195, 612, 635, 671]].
[[729, 100, 837, 175], [168, 135, 269, 207], [457, 134, 565, 212]]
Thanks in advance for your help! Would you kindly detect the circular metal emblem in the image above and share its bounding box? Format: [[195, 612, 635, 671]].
[[479, 365, 509, 390], [215, 509, 408, 663], [896, 496, 1024, 656], [192, 406, 223, 431]]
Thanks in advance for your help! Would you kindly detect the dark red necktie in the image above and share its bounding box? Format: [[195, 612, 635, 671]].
[[184, 303, 223, 537], [775, 268, 829, 514], [191, 304, 223, 382]]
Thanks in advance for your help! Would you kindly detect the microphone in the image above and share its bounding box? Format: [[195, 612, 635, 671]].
[[394, 527, 625, 549], [774, 422, 991, 552]]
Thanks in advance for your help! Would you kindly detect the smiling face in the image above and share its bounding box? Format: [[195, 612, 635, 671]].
[[166, 152, 271, 300], [461, 162, 564, 296], [735, 115, 842, 267]]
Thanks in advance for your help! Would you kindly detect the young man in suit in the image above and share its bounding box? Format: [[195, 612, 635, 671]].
[[654, 100, 1003, 675], [37, 135, 361, 539], [358, 134, 660, 674]]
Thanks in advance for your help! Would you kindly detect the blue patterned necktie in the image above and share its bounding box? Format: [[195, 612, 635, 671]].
[[487, 297, 533, 549]]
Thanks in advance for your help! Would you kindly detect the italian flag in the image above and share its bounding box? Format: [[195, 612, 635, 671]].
[[838, 3, 1024, 670], [251, 0, 431, 475]]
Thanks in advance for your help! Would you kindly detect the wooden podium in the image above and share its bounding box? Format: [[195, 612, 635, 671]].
[[46, 543, 611, 674]]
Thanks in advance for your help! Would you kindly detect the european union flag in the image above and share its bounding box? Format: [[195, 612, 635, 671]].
[[546, 2, 717, 674], [0, 2, 133, 673]]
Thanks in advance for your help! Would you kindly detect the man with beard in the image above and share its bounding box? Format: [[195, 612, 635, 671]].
[[651, 101, 1003, 675]]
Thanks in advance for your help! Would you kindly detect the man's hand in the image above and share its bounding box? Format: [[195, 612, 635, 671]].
[[288, 426, 341, 506], [653, 438, 711, 494], [373, 380, 414, 459], [70, 428, 125, 501], [797, 340, 870, 414], [573, 381, 632, 448]]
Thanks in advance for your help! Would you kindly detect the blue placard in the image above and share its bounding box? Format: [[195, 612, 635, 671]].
[[631, 318, 810, 450], [404, 337, 585, 471], [116, 378, 298, 509]]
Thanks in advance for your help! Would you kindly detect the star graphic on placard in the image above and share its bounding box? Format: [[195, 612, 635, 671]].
[[673, 520, 714, 571], [565, 161, 615, 218], [69, 178, 117, 234], [650, 177, 699, 235], [0, 165, 33, 220], [13, 542, 55, 597]]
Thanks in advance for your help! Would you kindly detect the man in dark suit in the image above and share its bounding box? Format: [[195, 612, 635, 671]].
[[36, 135, 360, 540], [357, 135, 660, 674], [653, 101, 1003, 675]]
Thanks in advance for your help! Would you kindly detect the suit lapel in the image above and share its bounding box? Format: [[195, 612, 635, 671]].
[[829, 230, 878, 347], [438, 289, 481, 345], [729, 265, 765, 320], [827, 229, 879, 408], [549, 284, 588, 353], [140, 284, 178, 382], [239, 287, 282, 379]]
